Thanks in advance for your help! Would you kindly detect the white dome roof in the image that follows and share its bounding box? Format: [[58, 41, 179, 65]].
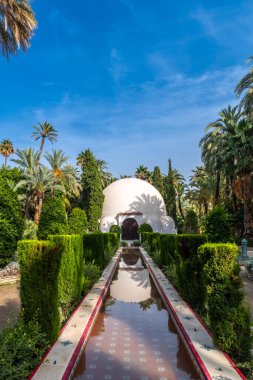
[[100, 178, 176, 234]]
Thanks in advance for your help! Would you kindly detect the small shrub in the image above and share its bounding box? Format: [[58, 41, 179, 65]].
[[204, 206, 233, 243], [132, 240, 141, 246], [83, 261, 101, 294], [38, 197, 67, 240], [120, 240, 128, 247], [68, 208, 88, 234], [0, 315, 49, 380], [109, 225, 121, 235], [139, 223, 153, 233]]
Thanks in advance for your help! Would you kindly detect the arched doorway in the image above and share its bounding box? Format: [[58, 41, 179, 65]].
[[121, 218, 139, 240]]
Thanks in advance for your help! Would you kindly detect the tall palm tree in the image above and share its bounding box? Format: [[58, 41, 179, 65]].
[[135, 165, 152, 183], [0, 138, 14, 166], [17, 166, 65, 224], [0, 0, 37, 58], [96, 159, 113, 189], [189, 166, 215, 216], [44, 149, 80, 197], [32, 122, 58, 164], [235, 57, 253, 116]]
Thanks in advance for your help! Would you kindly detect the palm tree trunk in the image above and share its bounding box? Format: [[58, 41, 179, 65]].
[[204, 200, 209, 214], [34, 195, 40, 224], [230, 176, 237, 211], [243, 199, 253, 237], [225, 176, 230, 206], [214, 171, 220, 205], [37, 137, 45, 164], [178, 196, 185, 220], [4, 156, 7, 167]]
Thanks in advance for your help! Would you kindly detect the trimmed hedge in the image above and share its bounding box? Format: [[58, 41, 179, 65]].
[[139, 223, 153, 233], [177, 234, 208, 260], [103, 232, 119, 261], [18, 240, 61, 342], [109, 225, 121, 235], [49, 235, 84, 306], [160, 234, 178, 267], [83, 233, 105, 269], [38, 197, 67, 240], [198, 243, 252, 361], [204, 206, 233, 243], [68, 207, 88, 234]]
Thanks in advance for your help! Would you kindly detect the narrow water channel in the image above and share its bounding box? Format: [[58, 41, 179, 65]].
[[73, 249, 200, 380]]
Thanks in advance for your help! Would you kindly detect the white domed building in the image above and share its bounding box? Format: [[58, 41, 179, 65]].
[[100, 178, 176, 240]]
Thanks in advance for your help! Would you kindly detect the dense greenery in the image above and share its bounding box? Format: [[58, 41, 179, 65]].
[[0, 315, 48, 380], [152, 166, 164, 196], [164, 159, 177, 225], [38, 197, 67, 239], [83, 233, 105, 268], [183, 210, 198, 233], [80, 149, 104, 231], [109, 224, 121, 235], [68, 207, 88, 234], [18, 240, 61, 342], [204, 206, 233, 242], [0, 175, 24, 266]]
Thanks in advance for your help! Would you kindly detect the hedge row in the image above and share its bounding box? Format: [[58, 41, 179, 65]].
[[18, 232, 119, 342]]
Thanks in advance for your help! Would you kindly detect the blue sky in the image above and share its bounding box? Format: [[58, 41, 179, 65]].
[[1, 0, 253, 179]]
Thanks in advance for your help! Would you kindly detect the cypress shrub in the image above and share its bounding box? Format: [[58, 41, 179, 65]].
[[83, 233, 105, 269], [49, 235, 84, 306], [177, 234, 208, 260], [139, 223, 153, 233], [18, 240, 61, 342], [183, 210, 199, 233], [198, 243, 252, 361], [68, 207, 88, 234], [141, 232, 150, 244], [160, 234, 179, 267], [147, 232, 161, 255], [103, 232, 119, 262], [152, 166, 164, 197], [38, 197, 67, 240], [0, 175, 24, 266]]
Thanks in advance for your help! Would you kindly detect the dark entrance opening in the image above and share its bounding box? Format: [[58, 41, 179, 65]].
[[121, 218, 139, 240]]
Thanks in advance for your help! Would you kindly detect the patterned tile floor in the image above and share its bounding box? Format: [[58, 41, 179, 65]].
[[73, 269, 199, 380]]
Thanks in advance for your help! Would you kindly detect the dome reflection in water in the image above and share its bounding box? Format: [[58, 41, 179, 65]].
[[73, 249, 200, 380]]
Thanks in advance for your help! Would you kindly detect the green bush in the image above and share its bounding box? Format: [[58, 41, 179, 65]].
[[0, 315, 48, 380], [204, 206, 233, 242], [0, 175, 24, 266], [83, 262, 101, 294], [109, 225, 121, 235], [132, 240, 141, 246], [139, 223, 153, 233], [18, 240, 62, 342], [160, 234, 179, 267], [177, 234, 208, 260], [148, 233, 161, 255], [49, 235, 84, 307], [141, 232, 150, 244], [68, 207, 88, 234], [183, 210, 199, 233], [83, 233, 105, 269], [38, 197, 67, 240], [198, 243, 252, 361], [103, 232, 119, 263]]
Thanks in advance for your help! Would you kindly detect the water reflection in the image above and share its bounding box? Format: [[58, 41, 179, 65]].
[[73, 253, 200, 380]]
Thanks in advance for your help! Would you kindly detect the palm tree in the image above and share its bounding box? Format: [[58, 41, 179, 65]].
[[0, 0, 37, 58], [135, 165, 152, 183], [17, 166, 65, 224], [189, 166, 215, 216], [44, 149, 80, 197], [11, 147, 39, 174], [32, 122, 58, 164], [0, 138, 14, 166], [96, 159, 113, 189], [235, 57, 253, 116]]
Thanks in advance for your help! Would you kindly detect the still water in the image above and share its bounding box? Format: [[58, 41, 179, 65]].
[[73, 251, 200, 380]]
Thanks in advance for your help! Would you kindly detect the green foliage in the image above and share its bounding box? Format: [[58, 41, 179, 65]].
[[120, 240, 128, 247], [0, 315, 49, 380], [18, 240, 62, 342], [38, 197, 67, 240], [49, 235, 84, 307], [103, 232, 119, 263], [183, 210, 199, 233], [132, 240, 141, 246], [198, 243, 252, 361], [83, 233, 105, 269], [204, 206, 233, 242], [152, 166, 164, 196], [109, 225, 121, 234], [68, 207, 88, 234], [83, 261, 101, 294], [139, 223, 153, 233], [164, 159, 177, 225], [177, 234, 208, 260], [0, 175, 24, 266], [80, 149, 104, 231], [22, 219, 38, 240], [160, 234, 179, 267]]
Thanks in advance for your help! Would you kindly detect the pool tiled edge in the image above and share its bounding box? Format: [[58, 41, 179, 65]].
[[140, 247, 246, 380], [29, 249, 122, 380]]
